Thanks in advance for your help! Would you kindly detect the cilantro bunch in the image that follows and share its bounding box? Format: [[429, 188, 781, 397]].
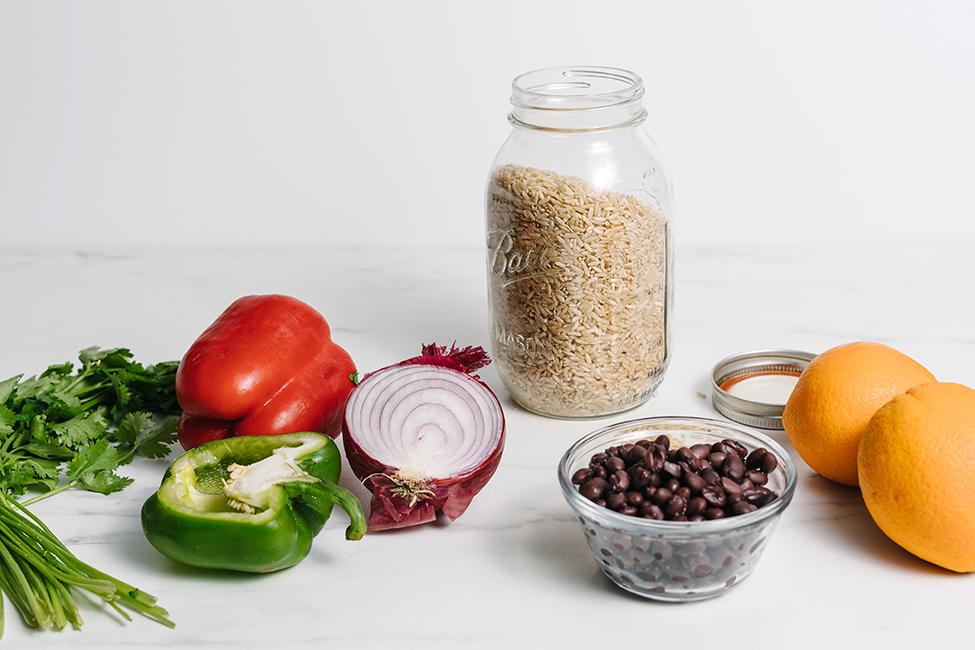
[[0, 347, 181, 502], [0, 347, 182, 635]]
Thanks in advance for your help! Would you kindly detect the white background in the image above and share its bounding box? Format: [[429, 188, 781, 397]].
[[1, 5, 974, 646], [1, 0, 974, 251]]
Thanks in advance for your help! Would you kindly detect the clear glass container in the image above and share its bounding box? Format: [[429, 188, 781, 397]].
[[559, 417, 797, 601], [485, 66, 675, 419]]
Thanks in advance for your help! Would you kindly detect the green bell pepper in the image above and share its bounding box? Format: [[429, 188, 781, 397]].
[[141, 432, 366, 573]]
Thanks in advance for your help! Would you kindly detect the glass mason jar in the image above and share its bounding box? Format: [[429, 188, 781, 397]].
[[485, 66, 674, 419]]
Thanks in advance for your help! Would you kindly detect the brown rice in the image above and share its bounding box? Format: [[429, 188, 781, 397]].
[[486, 163, 671, 418]]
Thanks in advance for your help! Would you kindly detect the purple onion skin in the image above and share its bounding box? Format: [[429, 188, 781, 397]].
[[343, 424, 505, 530], [342, 343, 506, 531]]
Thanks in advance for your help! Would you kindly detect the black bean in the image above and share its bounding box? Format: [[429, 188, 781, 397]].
[[654, 435, 671, 450], [700, 467, 720, 486], [703, 507, 726, 520], [745, 470, 768, 486], [629, 466, 653, 490], [731, 500, 758, 516], [652, 487, 673, 506], [710, 441, 731, 455], [742, 489, 765, 505], [684, 471, 707, 494], [701, 485, 726, 508], [692, 564, 713, 577], [678, 460, 697, 475], [664, 494, 687, 518], [722, 438, 748, 458], [605, 456, 626, 473], [647, 445, 666, 471], [592, 464, 608, 479], [676, 486, 692, 501], [662, 461, 682, 480], [746, 447, 767, 470], [676, 447, 696, 464], [626, 491, 644, 507], [722, 454, 746, 482], [610, 469, 630, 492], [626, 444, 648, 466], [690, 443, 711, 459], [744, 487, 776, 507], [719, 476, 742, 495], [707, 451, 728, 469], [664, 478, 681, 493], [606, 492, 627, 510], [687, 496, 707, 517], [759, 451, 778, 474], [580, 477, 609, 501], [572, 468, 593, 485], [640, 502, 664, 520]]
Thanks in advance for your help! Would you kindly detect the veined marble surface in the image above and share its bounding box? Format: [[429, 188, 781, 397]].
[[0, 243, 972, 649]]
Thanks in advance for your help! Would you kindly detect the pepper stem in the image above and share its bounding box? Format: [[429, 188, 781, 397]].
[[287, 481, 367, 541]]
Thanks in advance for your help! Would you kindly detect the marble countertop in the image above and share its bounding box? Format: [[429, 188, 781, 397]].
[[0, 243, 972, 648]]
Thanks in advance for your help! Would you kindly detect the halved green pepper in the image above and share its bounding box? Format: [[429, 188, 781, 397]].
[[141, 432, 366, 573]]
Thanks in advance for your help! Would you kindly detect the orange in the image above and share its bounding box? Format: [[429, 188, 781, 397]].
[[858, 382, 975, 573], [782, 341, 935, 486]]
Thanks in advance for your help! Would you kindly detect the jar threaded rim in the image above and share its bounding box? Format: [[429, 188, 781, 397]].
[[509, 66, 647, 132]]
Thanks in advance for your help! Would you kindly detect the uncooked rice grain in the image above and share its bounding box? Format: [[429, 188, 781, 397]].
[[486, 164, 670, 418]]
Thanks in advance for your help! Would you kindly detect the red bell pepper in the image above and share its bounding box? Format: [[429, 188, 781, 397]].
[[175, 294, 356, 450]]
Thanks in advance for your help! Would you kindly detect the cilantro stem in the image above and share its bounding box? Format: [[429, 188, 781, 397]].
[[19, 483, 77, 508], [59, 370, 93, 398], [0, 492, 175, 636]]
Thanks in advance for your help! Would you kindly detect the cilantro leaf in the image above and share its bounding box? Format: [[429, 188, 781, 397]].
[[0, 452, 61, 495], [66, 439, 121, 480], [133, 417, 179, 460], [50, 411, 110, 448], [15, 368, 71, 401], [112, 411, 154, 448], [79, 346, 119, 367], [0, 374, 22, 405], [19, 457, 61, 490], [67, 439, 137, 495], [0, 403, 16, 436], [28, 413, 48, 442], [17, 441, 75, 461], [77, 470, 134, 495], [111, 413, 179, 463]]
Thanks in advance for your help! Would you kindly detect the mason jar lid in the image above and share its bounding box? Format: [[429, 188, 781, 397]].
[[710, 349, 816, 429]]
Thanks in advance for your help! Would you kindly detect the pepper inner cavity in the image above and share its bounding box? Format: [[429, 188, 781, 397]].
[[222, 447, 320, 514], [178, 440, 323, 515]]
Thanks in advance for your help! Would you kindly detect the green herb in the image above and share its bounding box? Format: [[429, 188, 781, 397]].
[[0, 347, 182, 635]]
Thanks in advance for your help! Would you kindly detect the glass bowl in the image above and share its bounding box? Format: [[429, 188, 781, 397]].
[[558, 416, 797, 602]]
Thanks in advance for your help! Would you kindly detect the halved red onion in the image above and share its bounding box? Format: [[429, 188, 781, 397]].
[[342, 344, 505, 531]]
